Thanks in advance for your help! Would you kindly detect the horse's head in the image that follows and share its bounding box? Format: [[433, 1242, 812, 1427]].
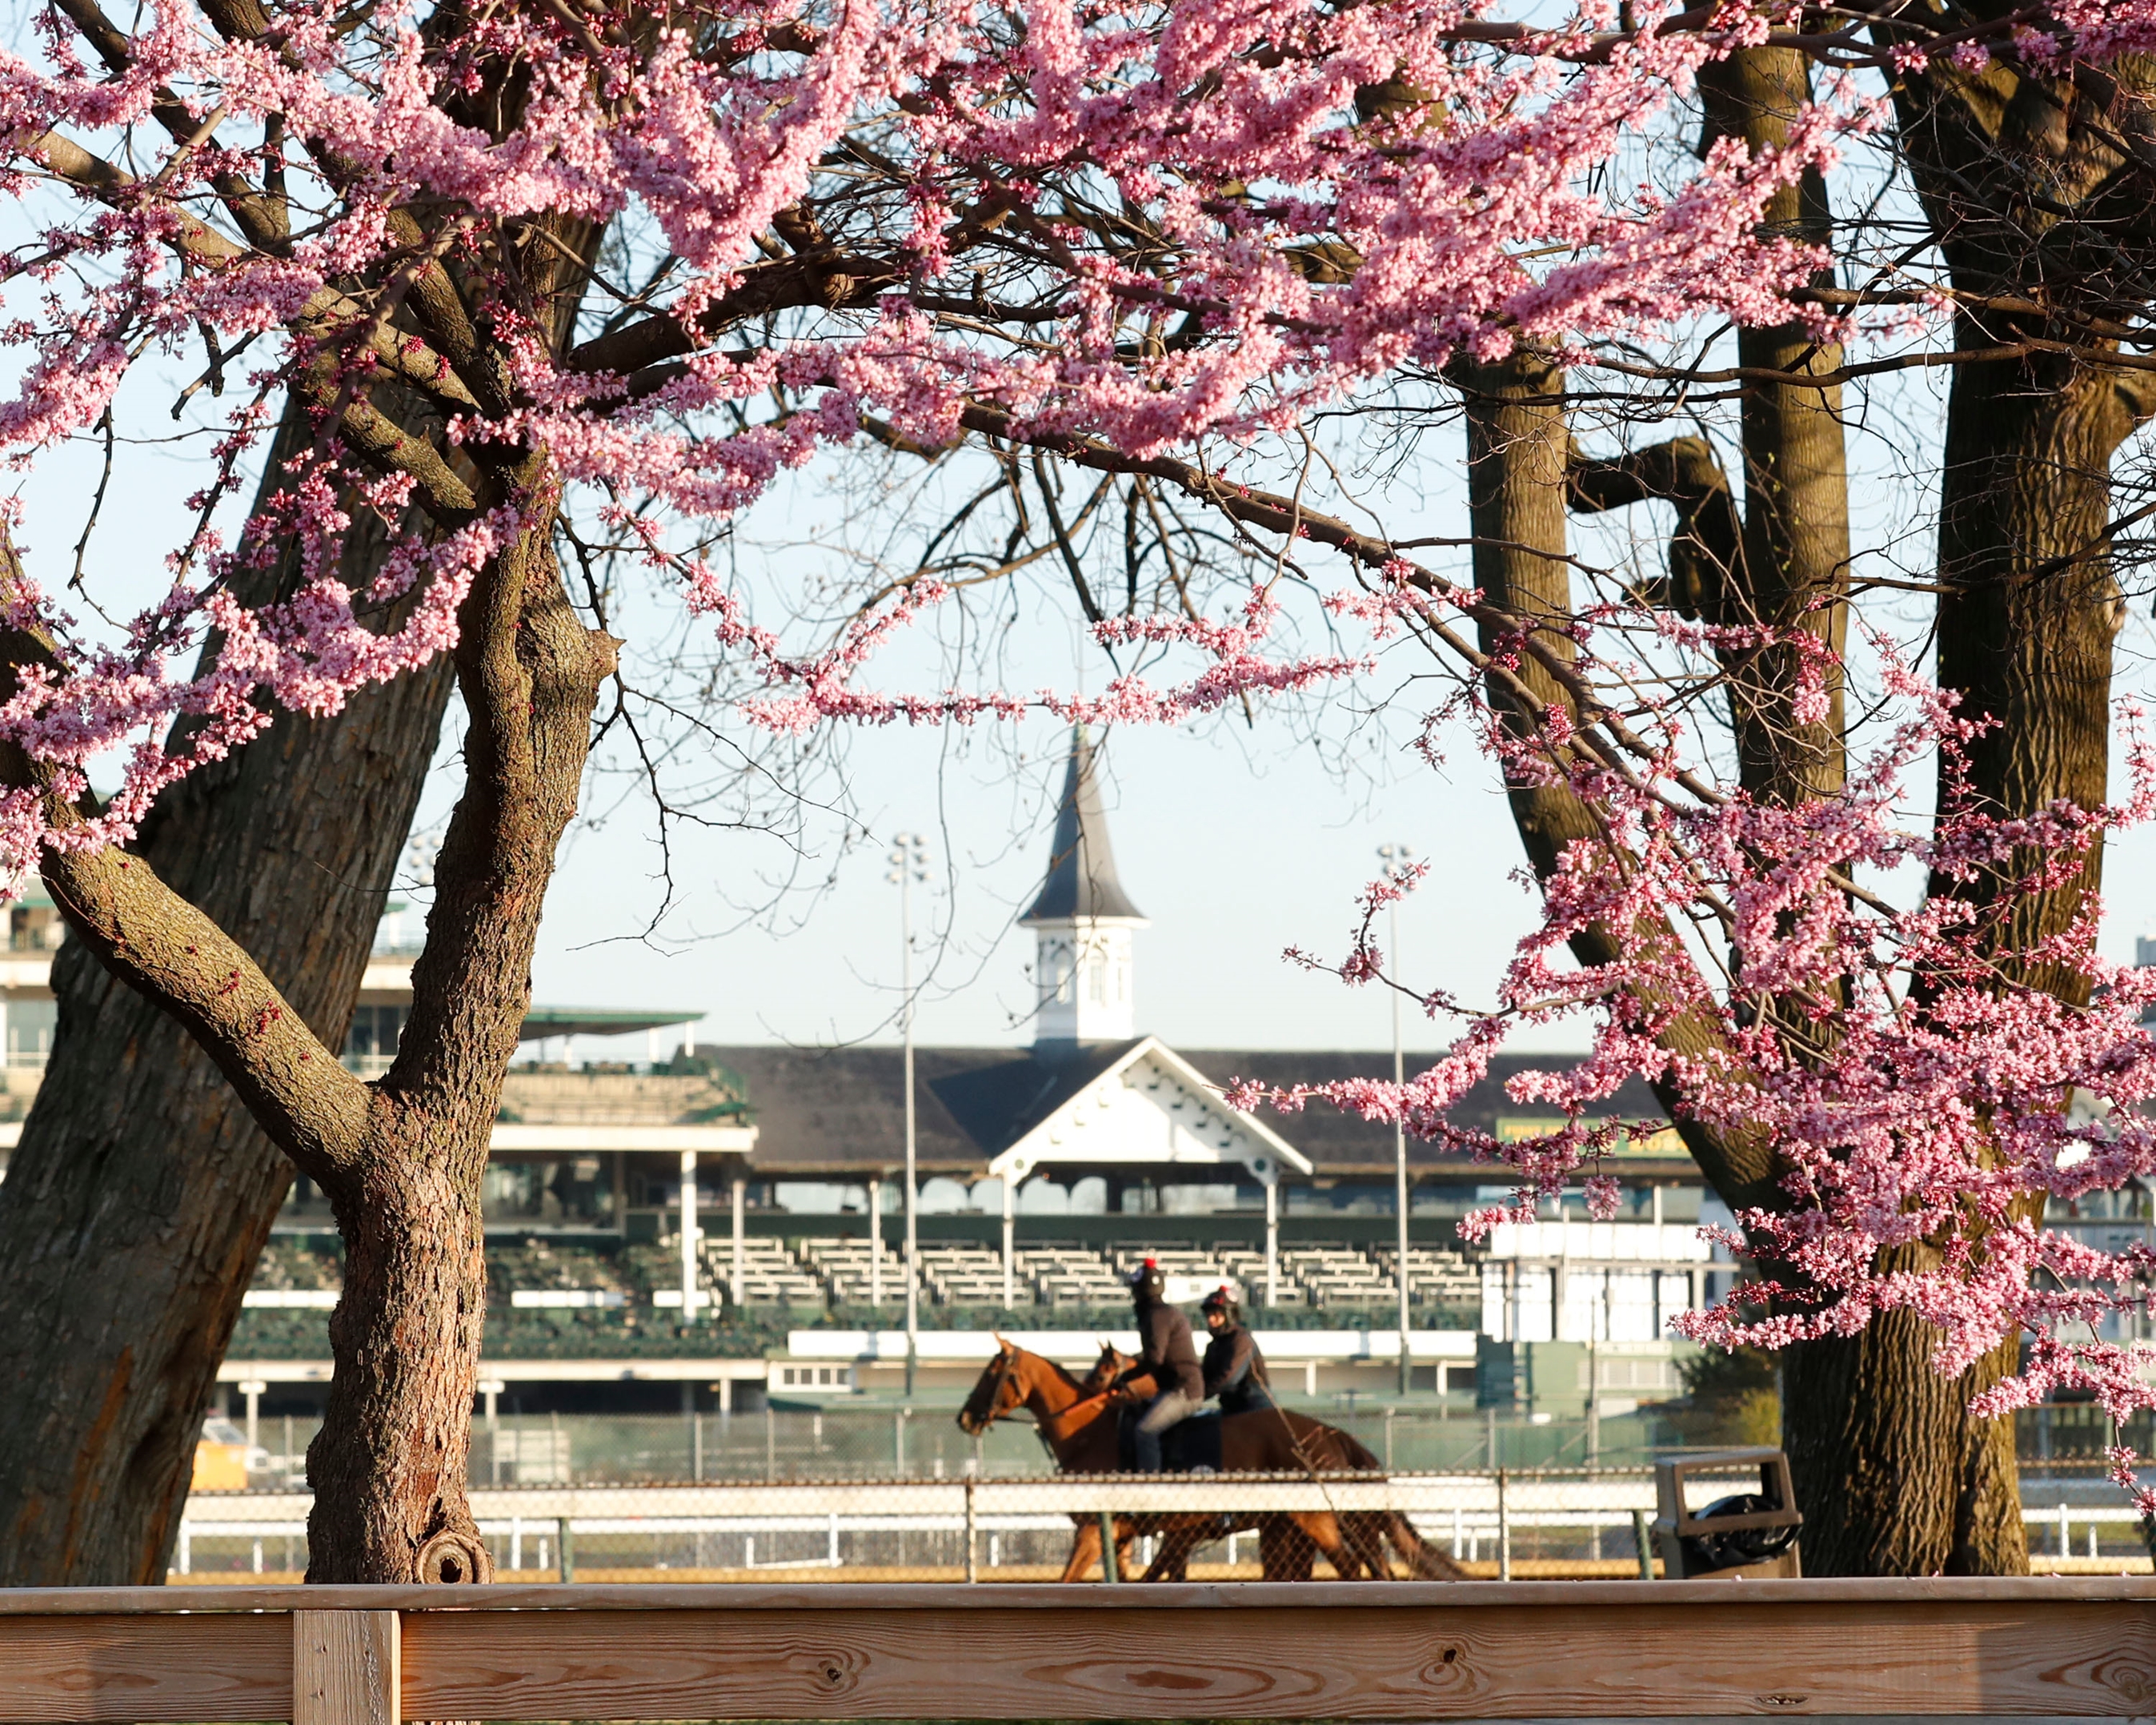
[[957, 1338, 1027, 1434], [1083, 1340, 1138, 1396]]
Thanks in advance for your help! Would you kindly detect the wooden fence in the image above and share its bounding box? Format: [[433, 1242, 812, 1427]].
[[3, 1578, 2155, 1723]]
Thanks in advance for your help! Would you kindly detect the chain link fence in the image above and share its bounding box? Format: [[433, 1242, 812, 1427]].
[[178, 1426, 2156, 1582]]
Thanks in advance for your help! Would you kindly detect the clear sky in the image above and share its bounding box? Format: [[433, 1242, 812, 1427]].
[[515, 705, 1545, 1058]]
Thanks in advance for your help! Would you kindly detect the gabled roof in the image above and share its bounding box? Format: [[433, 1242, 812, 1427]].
[[984, 1036, 1312, 1184], [694, 1044, 1685, 1182], [1021, 728, 1144, 925]]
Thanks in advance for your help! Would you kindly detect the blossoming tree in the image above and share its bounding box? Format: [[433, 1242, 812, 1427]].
[[12, 0, 2156, 1583], [0, 0, 1874, 1579]]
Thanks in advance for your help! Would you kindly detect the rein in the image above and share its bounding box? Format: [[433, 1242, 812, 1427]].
[[1036, 1388, 1120, 1445], [976, 1347, 1124, 1448]]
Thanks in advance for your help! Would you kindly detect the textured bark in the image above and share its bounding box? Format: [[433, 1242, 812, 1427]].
[[1784, 1274, 2028, 1574], [1778, 348, 2133, 1579], [1457, 345, 2030, 1575], [1698, 46, 1852, 808], [300, 461, 614, 1582], [0, 451, 454, 1586], [1931, 351, 2133, 996]]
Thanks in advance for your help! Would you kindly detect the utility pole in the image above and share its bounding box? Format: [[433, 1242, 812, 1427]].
[[1379, 841, 1417, 1396], [890, 832, 929, 1396]]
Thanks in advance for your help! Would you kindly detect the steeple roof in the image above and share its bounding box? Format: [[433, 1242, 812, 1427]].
[[1021, 728, 1145, 925]]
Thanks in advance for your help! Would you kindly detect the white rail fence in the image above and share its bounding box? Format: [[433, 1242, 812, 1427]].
[[174, 1472, 2151, 1576]]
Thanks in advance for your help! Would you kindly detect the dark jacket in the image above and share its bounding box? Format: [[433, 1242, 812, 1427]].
[[1202, 1323, 1272, 1409], [1128, 1300, 1204, 1399]]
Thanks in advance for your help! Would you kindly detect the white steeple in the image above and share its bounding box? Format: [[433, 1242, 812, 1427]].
[[1021, 728, 1147, 1049]]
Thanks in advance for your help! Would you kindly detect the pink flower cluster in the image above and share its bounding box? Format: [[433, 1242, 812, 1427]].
[[0, 0, 1902, 868], [1253, 592, 2156, 1508]]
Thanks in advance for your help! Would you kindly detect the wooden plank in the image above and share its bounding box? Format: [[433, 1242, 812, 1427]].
[[399, 1595, 2156, 1719], [0, 1612, 287, 1723], [9, 1577, 2156, 1612], [293, 1610, 398, 1725]]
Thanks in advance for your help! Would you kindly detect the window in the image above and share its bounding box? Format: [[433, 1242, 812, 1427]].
[[343, 1004, 406, 1067], [1041, 940, 1076, 1005], [1087, 957, 1108, 1005], [6, 998, 55, 1066]]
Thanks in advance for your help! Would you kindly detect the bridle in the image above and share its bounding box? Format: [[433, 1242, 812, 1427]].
[[966, 1344, 1119, 1446], [964, 1345, 1021, 1434]]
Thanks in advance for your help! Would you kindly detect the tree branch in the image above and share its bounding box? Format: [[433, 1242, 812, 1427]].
[[0, 535, 371, 1182]]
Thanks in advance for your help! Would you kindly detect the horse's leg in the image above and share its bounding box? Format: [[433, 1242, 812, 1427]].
[[1341, 1512, 1393, 1579], [1062, 1514, 1102, 1583], [1115, 1519, 1139, 1582], [1298, 1511, 1359, 1579], [1260, 1516, 1313, 1581], [1140, 1516, 1202, 1582]]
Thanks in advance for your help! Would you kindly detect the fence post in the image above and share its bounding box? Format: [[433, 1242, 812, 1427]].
[[559, 1516, 576, 1583], [1497, 1466, 1511, 1582], [293, 1610, 398, 1725], [964, 1477, 979, 1583], [1632, 1508, 1654, 1580], [1098, 1510, 1120, 1584]]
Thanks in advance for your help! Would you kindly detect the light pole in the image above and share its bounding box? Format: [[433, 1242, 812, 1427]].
[[889, 832, 930, 1397], [1379, 841, 1417, 1396]]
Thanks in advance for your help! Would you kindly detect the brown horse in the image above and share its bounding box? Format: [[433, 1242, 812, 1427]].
[[1076, 1342, 1463, 1581], [956, 1339, 1462, 1581]]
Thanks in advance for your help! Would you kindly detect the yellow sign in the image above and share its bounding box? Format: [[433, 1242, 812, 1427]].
[[1492, 1117, 1685, 1158]]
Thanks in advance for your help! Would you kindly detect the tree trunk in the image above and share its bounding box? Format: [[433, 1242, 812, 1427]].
[[1930, 347, 2131, 998], [0, 498, 453, 1586], [306, 1161, 491, 1582], [1457, 348, 2030, 1574], [1700, 45, 1851, 806], [1785, 1305, 2026, 1574], [296, 467, 613, 1580]]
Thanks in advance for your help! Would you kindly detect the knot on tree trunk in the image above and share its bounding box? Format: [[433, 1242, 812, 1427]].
[[415, 1526, 493, 1584]]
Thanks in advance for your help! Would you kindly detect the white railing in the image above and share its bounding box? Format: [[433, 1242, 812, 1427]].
[[174, 1474, 2156, 1577]]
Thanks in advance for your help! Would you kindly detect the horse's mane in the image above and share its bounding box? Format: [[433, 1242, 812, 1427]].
[[1004, 1341, 1089, 1394]]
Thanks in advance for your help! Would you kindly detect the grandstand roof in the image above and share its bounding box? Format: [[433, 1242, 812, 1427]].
[[699, 1043, 1687, 1182]]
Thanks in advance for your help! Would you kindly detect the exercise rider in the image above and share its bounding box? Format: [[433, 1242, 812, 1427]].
[[1115, 1258, 1203, 1472], [1200, 1285, 1275, 1414]]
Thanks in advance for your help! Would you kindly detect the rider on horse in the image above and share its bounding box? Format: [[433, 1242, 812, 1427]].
[[1200, 1284, 1276, 1414], [1114, 1258, 1202, 1471]]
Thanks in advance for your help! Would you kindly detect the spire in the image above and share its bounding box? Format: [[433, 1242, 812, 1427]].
[[1022, 728, 1144, 925]]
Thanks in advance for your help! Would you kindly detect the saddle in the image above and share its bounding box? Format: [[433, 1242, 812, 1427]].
[[1116, 1405, 1223, 1472]]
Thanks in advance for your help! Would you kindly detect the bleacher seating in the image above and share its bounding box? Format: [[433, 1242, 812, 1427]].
[[1024, 1243, 1126, 1306], [1376, 1246, 1483, 1311], [699, 1236, 822, 1306], [799, 1236, 905, 1304], [919, 1242, 1027, 1306], [250, 1230, 1483, 1323]]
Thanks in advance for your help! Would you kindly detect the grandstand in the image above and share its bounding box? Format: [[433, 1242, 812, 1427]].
[[193, 730, 1721, 1426], [239, 1233, 1485, 1328]]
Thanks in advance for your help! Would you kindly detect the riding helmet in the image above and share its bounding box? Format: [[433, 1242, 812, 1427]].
[[1200, 1284, 1240, 1323], [1128, 1258, 1166, 1303]]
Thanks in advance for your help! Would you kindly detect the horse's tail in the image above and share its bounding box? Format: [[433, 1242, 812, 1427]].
[[1382, 1510, 1469, 1580]]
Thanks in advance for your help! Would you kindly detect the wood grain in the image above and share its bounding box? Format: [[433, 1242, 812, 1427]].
[[294, 1610, 397, 1725], [7, 1576, 2156, 1612], [399, 1596, 2156, 1719], [2, 1581, 2156, 1723], [0, 1612, 287, 1723]]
